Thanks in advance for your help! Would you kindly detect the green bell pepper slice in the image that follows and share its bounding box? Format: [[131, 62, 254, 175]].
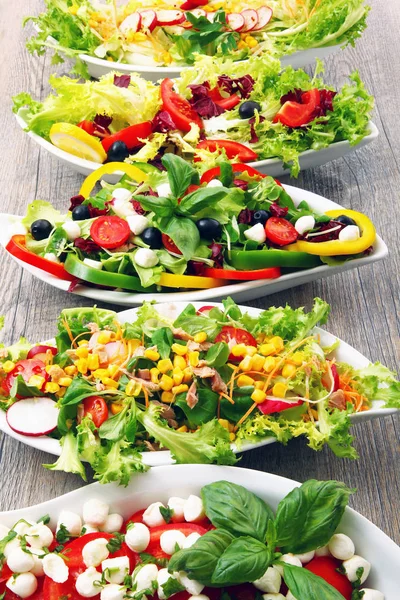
[[229, 249, 322, 270]]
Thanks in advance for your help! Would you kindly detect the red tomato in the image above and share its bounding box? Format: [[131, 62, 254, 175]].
[[265, 217, 298, 246], [215, 326, 257, 361], [196, 140, 258, 162], [186, 184, 201, 194], [101, 122, 152, 152], [3, 359, 49, 395], [203, 267, 281, 281], [90, 216, 131, 249], [6, 235, 74, 281], [209, 87, 241, 111], [146, 523, 208, 558], [83, 396, 108, 428], [162, 233, 182, 255], [161, 78, 203, 133], [180, 0, 208, 8], [322, 363, 340, 392], [305, 556, 353, 600], [273, 88, 321, 128], [27, 345, 57, 362], [77, 120, 96, 136], [1, 580, 44, 599], [123, 509, 146, 530], [196, 305, 215, 316]]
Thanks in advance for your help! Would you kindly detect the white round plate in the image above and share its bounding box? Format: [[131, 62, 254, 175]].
[[15, 111, 379, 181], [0, 183, 387, 306], [0, 302, 396, 466], [0, 464, 399, 598]]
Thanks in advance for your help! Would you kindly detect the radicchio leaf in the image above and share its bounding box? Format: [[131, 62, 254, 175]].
[[152, 110, 177, 133], [69, 194, 85, 211], [113, 74, 131, 88], [218, 74, 254, 98], [74, 237, 102, 253], [209, 243, 224, 267], [269, 203, 288, 218], [238, 208, 253, 224], [188, 83, 223, 118]]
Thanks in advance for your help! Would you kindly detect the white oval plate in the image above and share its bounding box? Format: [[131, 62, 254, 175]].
[[0, 183, 387, 306], [0, 302, 396, 466], [0, 464, 399, 598], [15, 111, 379, 181]]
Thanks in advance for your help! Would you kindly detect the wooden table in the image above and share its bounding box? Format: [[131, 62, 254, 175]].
[[0, 0, 398, 544]]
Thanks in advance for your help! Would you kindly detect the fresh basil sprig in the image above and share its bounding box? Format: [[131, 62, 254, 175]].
[[283, 564, 347, 599], [212, 536, 271, 585], [161, 154, 199, 199]]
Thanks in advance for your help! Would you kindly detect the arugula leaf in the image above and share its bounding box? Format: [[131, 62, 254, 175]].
[[161, 154, 199, 199], [151, 328, 173, 360], [56, 523, 71, 544], [205, 342, 229, 368], [212, 536, 271, 586], [283, 563, 346, 600], [43, 431, 87, 480], [106, 533, 125, 553]]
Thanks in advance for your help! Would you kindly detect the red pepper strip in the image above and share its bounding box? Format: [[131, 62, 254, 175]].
[[208, 87, 241, 110], [6, 235, 74, 281], [200, 163, 282, 187], [203, 267, 281, 281], [195, 140, 258, 162], [101, 122, 153, 152], [181, 0, 208, 8]]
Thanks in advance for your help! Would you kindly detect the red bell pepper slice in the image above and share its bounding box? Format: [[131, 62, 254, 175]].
[[6, 235, 74, 281], [101, 122, 152, 152], [195, 140, 258, 162], [203, 267, 281, 281]]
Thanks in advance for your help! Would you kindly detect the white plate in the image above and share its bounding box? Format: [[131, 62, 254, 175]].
[[0, 464, 399, 598], [0, 302, 396, 466], [81, 45, 342, 81], [15, 111, 379, 181], [0, 183, 387, 306]]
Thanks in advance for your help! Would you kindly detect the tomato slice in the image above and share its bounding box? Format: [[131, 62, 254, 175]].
[[215, 326, 257, 361], [161, 78, 203, 133], [27, 345, 57, 362], [90, 216, 131, 249], [101, 122, 152, 152], [3, 359, 49, 395], [305, 556, 353, 600], [196, 140, 258, 162], [203, 267, 281, 281], [83, 396, 108, 428], [265, 217, 298, 246], [180, 0, 208, 8], [209, 87, 241, 111], [274, 88, 321, 128], [162, 233, 182, 255], [146, 523, 208, 559], [6, 235, 74, 281], [1, 577, 44, 599], [77, 120, 96, 136]]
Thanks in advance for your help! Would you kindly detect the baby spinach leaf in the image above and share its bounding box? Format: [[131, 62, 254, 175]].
[[205, 342, 229, 368], [283, 564, 346, 600], [220, 388, 253, 422], [161, 154, 199, 199], [212, 536, 271, 586], [175, 388, 218, 426], [219, 162, 233, 187], [162, 216, 200, 261], [173, 305, 220, 338], [151, 327, 174, 359], [10, 375, 43, 399]]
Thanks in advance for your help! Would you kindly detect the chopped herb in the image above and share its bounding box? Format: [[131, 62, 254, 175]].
[[37, 514, 50, 525], [159, 506, 174, 524], [56, 523, 71, 544], [161, 577, 185, 598], [106, 532, 125, 553]]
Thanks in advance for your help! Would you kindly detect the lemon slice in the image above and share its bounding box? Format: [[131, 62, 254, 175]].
[[49, 123, 107, 163]]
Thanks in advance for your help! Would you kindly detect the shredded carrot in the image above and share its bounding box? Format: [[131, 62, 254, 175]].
[[142, 386, 149, 408], [63, 318, 77, 348], [234, 402, 258, 432], [219, 392, 235, 405]]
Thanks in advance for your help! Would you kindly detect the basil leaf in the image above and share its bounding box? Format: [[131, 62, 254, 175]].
[[175, 388, 218, 426], [161, 154, 199, 199], [178, 187, 231, 216], [283, 564, 346, 600], [162, 216, 200, 261], [202, 481, 274, 541], [274, 480, 354, 554], [212, 536, 270, 586], [168, 529, 233, 585], [10, 375, 43, 399], [205, 342, 229, 368], [134, 195, 177, 218], [151, 328, 174, 359]]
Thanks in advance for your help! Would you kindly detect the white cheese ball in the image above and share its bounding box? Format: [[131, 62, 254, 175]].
[[7, 546, 35, 573], [156, 183, 173, 198], [4, 537, 21, 559], [6, 573, 38, 598], [359, 590, 384, 600], [315, 545, 331, 557], [142, 502, 166, 528], [112, 188, 133, 203], [286, 592, 297, 600], [62, 220, 81, 241], [42, 553, 69, 583], [57, 510, 83, 537], [338, 225, 360, 242], [183, 532, 201, 549], [207, 179, 223, 188], [76, 566, 104, 598], [83, 258, 103, 270], [262, 595, 285, 600], [101, 583, 127, 600], [189, 596, 211, 600], [13, 520, 35, 536], [44, 252, 60, 263], [183, 496, 205, 523], [103, 514, 124, 534], [342, 555, 371, 584], [125, 522, 150, 552], [83, 499, 110, 528], [83, 524, 99, 535], [26, 524, 54, 548], [175, 571, 204, 595], [293, 550, 315, 564], [126, 214, 150, 235], [167, 497, 186, 523], [30, 553, 45, 577], [135, 248, 159, 268], [273, 554, 302, 577], [160, 530, 186, 555], [295, 215, 315, 235], [82, 537, 110, 567], [0, 524, 10, 538], [253, 567, 282, 593], [244, 223, 267, 244], [135, 563, 159, 592], [112, 197, 135, 218], [328, 534, 355, 561], [157, 567, 175, 600], [102, 556, 130, 584]]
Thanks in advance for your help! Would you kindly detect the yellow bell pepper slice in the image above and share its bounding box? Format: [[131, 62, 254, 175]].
[[159, 272, 225, 289], [79, 162, 148, 199], [286, 209, 376, 256]]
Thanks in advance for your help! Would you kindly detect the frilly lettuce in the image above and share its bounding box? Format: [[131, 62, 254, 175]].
[[338, 362, 400, 409], [21, 200, 65, 228]]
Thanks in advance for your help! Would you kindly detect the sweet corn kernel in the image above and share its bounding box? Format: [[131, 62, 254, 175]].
[[68, 5, 78, 15], [263, 357, 276, 373], [228, 422, 235, 432], [145, 349, 160, 361], [87, 354, 99, 371], [2, 361, 15, 373], [259, 343, 276, 357], [254, 381, 265, 390], [28, 375, 45, 388], [246, 36, 258, 48], [127, 31, 147, 42], [93, 368, 109, 379], [172, 384, 189, 395], [251, 389, 267, 404], [45, 365, 53, 374], [108, 364, 119, 377], [162, 52, 172, 64], [89, 18, 98, 28], [270, 336, 284, 352], [158, 359, 173, 374], [173, 355, 187, 370], [231, 344, 247, 357], [76, 358, 88, 375], [76, 346, 89, 359], [237, 374, 255, 388], [292, 352, 305, 366], [183, 368, 192, 383], [126, 380, 142, 396], [189, 352, 200, 367], [218, 419, 230, 431], [77, 340, 89, 347], [238, 40, 247, 50], [44, 382, 60, 394], [282, 364, 297, 378], [239, 355, 253, 372], [97, 331, 112, 345], [160, 374, 174, 391], [194, 332, 207, 343], [56, 387, 66, 398], [172, 368, 184, 385], [171, 343, 187, 356], [161, 391, 174, 404], [64, 365, 77, 376], [245, 346, 257, 356], [177, 425, 188, 433], [150, 368, 160, 384], [272, 383, 287, 398], [59, 377, 72, 387], [102, 377, 119, 389], [229, 432, 236, 442], [251, 354, 265, 371], [110, 402, 123, 415]]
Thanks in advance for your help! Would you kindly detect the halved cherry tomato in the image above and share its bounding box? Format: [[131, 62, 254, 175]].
[[3, 359, 49, 395], [146, 523, 208, 559], [162, 233, 182, 255], [273, 88, 320, 128], [27, 345, 57, 362], [6, 235, 74, 281], [265, 217, 298, 246], [209, 87, 241, 111], [161, 78, 203, 132], [77, 120, 96, 136], [305, 556, 353, 600], [197, 305, 215, 316], [101, 122, 152, 152], [203, 267, 281, 281], [195, 140, 258, 162], [215, 326, 257, 361], [83, 396, 108, 428], [90, 216, 131, 249]]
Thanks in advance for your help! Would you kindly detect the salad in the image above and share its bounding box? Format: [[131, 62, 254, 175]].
[[13, 57, 374, 176], [0, 479, 385, 599], [5, 157, 378, 293], [25, 0, 370, 74], [0, 298, 399, 484]]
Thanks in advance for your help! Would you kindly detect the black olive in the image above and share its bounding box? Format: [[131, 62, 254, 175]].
[[72, 204, 91, 221], [336, 214, 357, 226], [252, 210, 270, 226], [195, 218, 222, 240], [30, 219, 53, 241], [107, 141, 129, 162], [239, 101, 262, 119], [141, 227, 162, 249]]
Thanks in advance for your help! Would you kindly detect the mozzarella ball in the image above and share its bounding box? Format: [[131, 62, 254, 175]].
[[328, 534, 355, 561], [359, 590, 384, 600], [167, 497, 186, 523], [262, 595, 285, 600], [112, 196, 135, 218], [244, 223, 267, 244], [7, 546, 35, 573], [62, 220, 81, 241], [207, 179, 224, 188], [253, 567, 282, 593], [26, 524, 54, 548], [273, 554, 302, 577], [83, 258, 103, 270], [125, 522, 150, 552], [13, 520, 35, 536], [286, 593, 297, 600], [83, 499, 110, 528], [135, 563, 159, 592], [103, 514, 124, 534], [175, 571, 204, 595], [101, 583, 127, 600], [57, 510, 82, 537], [0, 524, 10, 538], [30, 553, 45, 577], [160, 530, 186, 555], [338, 225, 360, 242], [102, 556, 130, 584], [83, 524, 99, 535], [82, 537, 110, 567], [156, 183, 173, 198], [4, 537, 21, 559], [44, 252, 60, 263], [6, 573, 38, 598], [295, 215, 315, 235], [293, 550, 315, 564], [183, 532, 201, 549], [113, 188, 133, 203], [42, 553, 69, 583], [157, 567, 176, 600], [142, 502, 166, 528], [135, 248, 159, 268], [189, 596, 211, 600], [76, 566, 104, 598], [315, 545, 331, 557], [183, 496, 205, 523], [126, 214, 150, 236], [342, 555, 371, 584]]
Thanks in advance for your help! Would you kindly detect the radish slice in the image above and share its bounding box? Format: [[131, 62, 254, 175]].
[[253, 6, 273, 30], [6, 397, 59, 437], [227, 13, 245, 31], [190, 8, 206, 18], [240, 9, 258, 32], [138, 9, 158, 32], [104, 341, 125, 360], [88, 331, 100, 349], [156, 10, 186, 25], [120, 12, 142, 34], [206, 12, 216, 22]]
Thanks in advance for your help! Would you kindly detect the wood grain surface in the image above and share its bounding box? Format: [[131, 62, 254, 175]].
[[0, 0, 398, 544]]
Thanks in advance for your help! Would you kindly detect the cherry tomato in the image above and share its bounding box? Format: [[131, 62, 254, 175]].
[[196, 305, 215, 317], [180, 0, 208, 8], [161, 78, 203, 133], [101, 122, 152, 152], [215, 326, 257, 361], [90, 216, 131, 249], [203, 267, 281, 281], [27, 345, 57, 362], [305, 556, 353, 600], [273, 88, 320, 128], [146, 523, 208, 559], [77, 120, 96, 136], [83, 396, 108, 428], [6, 235, 74, 281], [3, 359, 49, 395], [161, 233, 182, 255], [195, 140, 258, 162], [265, 217, 298, 246]]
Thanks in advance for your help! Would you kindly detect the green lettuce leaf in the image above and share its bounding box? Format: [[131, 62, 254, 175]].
[[21, 200, 64, 228], [43, 431, 87, 480]]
